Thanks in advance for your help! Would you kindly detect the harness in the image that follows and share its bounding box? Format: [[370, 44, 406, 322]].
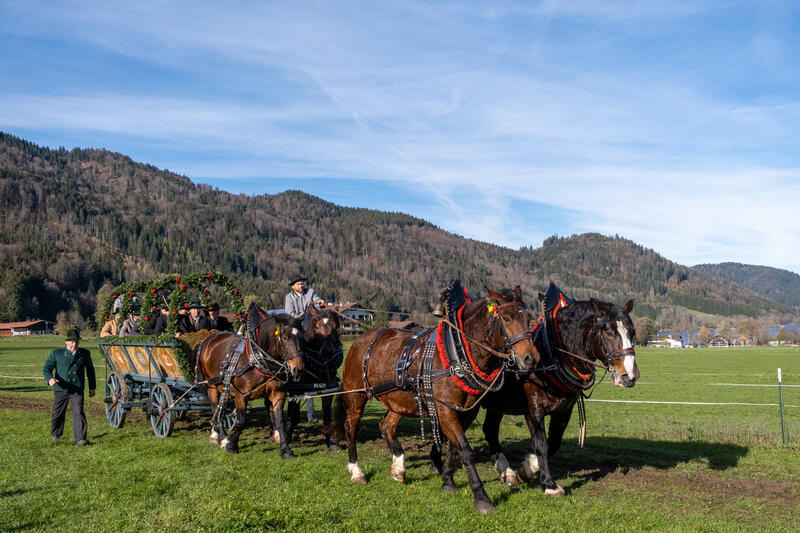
[[533, 283, 597, 394], [203, 306, 303, 425], [360, 281, 525, 447]]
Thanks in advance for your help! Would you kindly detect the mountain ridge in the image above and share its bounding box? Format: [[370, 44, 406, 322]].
[[1, 131, 797, 332]]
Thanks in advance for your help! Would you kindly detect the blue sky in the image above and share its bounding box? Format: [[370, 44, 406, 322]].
[[2, 1, 799, 274]]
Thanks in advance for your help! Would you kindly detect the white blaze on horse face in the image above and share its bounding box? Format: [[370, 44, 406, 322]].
[[616, 319, 636, 376], [322, 318, 329, 326], [292, 327, 299, 336], [616, 320, 633, 350]]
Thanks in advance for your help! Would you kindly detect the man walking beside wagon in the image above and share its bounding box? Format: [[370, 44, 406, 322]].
[[43, 327, 96, 446]]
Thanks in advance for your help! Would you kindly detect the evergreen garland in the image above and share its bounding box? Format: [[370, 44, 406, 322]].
[[99, 271, 245, 337]]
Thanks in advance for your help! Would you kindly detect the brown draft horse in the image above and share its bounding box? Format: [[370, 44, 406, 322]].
[[286, 305, 343, 449], [196, 311, 304, 457], [334, 286, 539, 514], [432, 294, 639, 497]]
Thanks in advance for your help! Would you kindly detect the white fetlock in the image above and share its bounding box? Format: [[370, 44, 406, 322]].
[[348, 462, 367, 484], [220, 437, 230, 450], [272, 430, 280, 443], [390, 454, 406, 483], [209, 430, 220, 445], [518, 453, 540, 482], [544, 484, 565, 497], [494, 453, 519, 486]]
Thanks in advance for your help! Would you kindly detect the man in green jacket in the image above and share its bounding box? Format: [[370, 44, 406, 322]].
[[43, 327, 96, 445]]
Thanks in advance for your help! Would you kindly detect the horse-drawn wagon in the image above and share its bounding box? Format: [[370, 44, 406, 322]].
[[99, 333, 240, 437], [98, 271, 343, 453]]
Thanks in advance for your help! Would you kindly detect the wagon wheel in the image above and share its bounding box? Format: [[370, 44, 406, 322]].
[[149, 382, 176, 437], [104, 373, 128, 428]]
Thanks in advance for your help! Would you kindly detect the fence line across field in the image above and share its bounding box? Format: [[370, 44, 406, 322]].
[[587, 399, 800, 408]]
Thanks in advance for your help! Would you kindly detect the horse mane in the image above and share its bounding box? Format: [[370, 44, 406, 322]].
[[557, 298, 630, 356]]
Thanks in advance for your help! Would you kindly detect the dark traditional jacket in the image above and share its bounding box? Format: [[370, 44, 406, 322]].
[[209, 316, 233, 331], [43, 347, 96, 394], [143, 312, 168, 336]]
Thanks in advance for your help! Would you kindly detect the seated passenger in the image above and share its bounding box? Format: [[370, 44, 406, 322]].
[[118, 305, 142, 337], [100, 312, 120, 337], [207, 302, 233, 331]]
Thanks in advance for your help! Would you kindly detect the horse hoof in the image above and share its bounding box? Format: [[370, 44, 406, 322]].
[[544, 485, 565, 497], [209, 436, 220, 445], [281, 451, 297, 460], [517, 464, 533, 483], [474, 500, 496, 515], [501, 471, 520, 486], [351, 475, 367, 485], [328, 442, 343, 452], [222, 445, 238, 454], [441, 484, 457, 494], [390, 468, 406, 483], [430, 464, 442, 475]]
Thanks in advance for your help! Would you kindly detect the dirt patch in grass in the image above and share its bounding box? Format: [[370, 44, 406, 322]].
[[1, 394, 110, 417], [580, 466, 800, 513]]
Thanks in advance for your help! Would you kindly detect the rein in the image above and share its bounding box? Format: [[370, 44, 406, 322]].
[[441, 316, 515, 360]]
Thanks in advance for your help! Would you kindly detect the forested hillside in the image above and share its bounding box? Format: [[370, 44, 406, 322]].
[[1, 132, 797, 332], [693, 263, 800, 308]]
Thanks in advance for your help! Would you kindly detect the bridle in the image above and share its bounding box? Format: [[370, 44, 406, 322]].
[[595, 323, 635, 371], [487, 301, 534, 359]]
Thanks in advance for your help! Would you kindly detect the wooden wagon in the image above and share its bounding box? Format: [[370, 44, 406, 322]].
[[99, 333, 240, 437]]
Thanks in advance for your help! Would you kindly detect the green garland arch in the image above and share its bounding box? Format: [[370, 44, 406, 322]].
[[99, 271, 246, 338]]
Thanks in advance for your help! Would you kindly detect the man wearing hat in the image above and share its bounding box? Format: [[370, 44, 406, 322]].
[[118, 303, 142, 337], [284, 276, 326, 320], [143, 304, 170, 336], [284, 276, 326, 423], [43, 327, 96, 446], [178, 302, 211, 333], [207, 302, 233, 331]]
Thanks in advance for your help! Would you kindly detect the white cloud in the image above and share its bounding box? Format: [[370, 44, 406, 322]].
[[2, 0, 799, 274]]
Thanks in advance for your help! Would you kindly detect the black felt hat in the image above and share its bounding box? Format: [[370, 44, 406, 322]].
[[207, 302, 220, 311], [289, 276, 308, 286]]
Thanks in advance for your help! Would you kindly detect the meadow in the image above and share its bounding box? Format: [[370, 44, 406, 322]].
[[1, 336, 799, 532]]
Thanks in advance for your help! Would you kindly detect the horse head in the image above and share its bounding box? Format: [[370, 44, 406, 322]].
[[590, 298, 639, 387], [303, 306, 341, 361], [257, 313, 305, 381], [484, 286, 539, 371]]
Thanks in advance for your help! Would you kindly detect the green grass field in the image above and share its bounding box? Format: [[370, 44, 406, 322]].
[[1, 337, 799, 531]]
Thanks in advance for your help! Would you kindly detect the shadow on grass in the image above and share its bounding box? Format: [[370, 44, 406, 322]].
[[487, 435, 748, 494]]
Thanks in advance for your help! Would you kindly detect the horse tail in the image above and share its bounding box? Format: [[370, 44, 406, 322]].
[[329, 387, 347, 443]]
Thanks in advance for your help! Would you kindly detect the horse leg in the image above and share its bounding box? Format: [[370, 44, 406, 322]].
[[322, 396, 342, 451], [286, 397, 301, 443], [483, 409, 519, 486], [207, 386, 224, 445], [439, 440, 458, 494], [522, 412, 564, 497], [378, 411, 407, 483], [220, 394, 247, 453], [342, 392, 368, 484], [439, 414, 495, 514], [547, 401, 576, 458], [429, 443, 443, 475], [268, 391, 296, 459]]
